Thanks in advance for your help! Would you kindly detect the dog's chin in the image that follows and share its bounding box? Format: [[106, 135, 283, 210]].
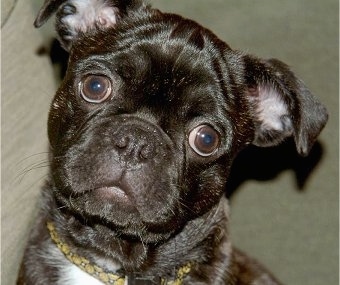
[[56, 185, 182, 243]]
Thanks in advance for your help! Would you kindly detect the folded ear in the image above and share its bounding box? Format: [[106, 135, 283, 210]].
[[34, 0, 143, 50], [243, 55, 328, 156]]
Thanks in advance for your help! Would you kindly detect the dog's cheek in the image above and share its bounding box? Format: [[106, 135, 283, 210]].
[[48, 89, 71, 148], [48, 91, 85, 152], [186, 162, 228, 216]]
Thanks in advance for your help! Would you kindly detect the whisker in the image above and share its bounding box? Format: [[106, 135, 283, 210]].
[[15, 160, 50, 184], [17, 174, 49, 194], [56, 205, 67, 210], [138, 231, 148, 255], [15, 152, 49, 166]]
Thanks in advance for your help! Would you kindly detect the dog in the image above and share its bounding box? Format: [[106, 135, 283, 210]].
[[17, 0, 328, 284]]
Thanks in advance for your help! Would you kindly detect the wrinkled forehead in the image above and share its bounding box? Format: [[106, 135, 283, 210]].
[[70, 20, 223, 94], [70, 12, 226, 79], [67, 17, 234, 125]]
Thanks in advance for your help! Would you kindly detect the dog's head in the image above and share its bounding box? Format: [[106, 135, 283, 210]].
[[35, 0, 328, 243]]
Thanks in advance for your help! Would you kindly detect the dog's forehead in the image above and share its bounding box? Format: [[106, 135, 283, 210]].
[[72, 12, 229, 76], [64, 13, 242, 131]]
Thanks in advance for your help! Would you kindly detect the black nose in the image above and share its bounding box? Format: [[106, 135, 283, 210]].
[[113, 125, 159, 164]]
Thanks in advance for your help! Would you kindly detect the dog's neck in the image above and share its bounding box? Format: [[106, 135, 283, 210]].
[[47, 221, 193, 284], [44, 185, 231, 279]]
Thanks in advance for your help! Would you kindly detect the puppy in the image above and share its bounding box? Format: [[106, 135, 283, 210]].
[[17, 0, 328, 284]]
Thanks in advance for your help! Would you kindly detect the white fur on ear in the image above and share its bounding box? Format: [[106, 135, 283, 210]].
[[242, 55, 327, 155], [248, 84, 294, 147], [61, 0, 119, 36], [256, 85, 291, 132]]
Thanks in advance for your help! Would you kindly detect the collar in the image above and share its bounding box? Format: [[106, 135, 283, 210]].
[[47, 222, 192, 285]]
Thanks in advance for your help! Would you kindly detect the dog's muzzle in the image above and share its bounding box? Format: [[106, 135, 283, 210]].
[[58, 115, 181, 232], [111, 119, 166, 170]]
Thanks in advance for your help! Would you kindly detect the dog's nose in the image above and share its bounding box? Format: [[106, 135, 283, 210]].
[[113, 125, 159, 164]]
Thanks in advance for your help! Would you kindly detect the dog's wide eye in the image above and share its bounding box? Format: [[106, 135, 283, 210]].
[[80, 75, 112, 103], [188, 125, 220, 156]]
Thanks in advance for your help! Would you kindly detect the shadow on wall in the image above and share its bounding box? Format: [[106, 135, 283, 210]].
[[226, 139, 325, 199], [37, 39, 69, 81], [37, 39, 326, 200]]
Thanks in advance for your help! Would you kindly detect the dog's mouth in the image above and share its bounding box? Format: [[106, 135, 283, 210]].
[[88, 183, 139, 213], [71, 178, 174, 223], [94, 186, 131, 204], [60, 181, 182, 242]]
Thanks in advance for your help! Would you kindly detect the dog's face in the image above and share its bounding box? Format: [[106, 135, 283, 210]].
[[48, 19, 242, 243], [35, 0, 327, 244]]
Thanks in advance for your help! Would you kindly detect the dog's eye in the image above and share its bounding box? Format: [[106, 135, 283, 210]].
[[80, 75, 112, 103], [188, 125, 220, 156]]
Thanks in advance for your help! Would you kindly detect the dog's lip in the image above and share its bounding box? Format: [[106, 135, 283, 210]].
[[94, 186, 130, 203]]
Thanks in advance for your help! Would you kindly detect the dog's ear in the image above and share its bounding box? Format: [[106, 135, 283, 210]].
[[34, 0, 144, 50], [243, 55, 328, 156]]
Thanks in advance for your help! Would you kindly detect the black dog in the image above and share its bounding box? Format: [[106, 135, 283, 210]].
[[17, 0, 328, 284]]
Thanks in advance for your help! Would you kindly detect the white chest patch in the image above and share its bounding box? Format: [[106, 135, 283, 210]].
[[59, 263, 104, 285], [43, 242, 122, 285]]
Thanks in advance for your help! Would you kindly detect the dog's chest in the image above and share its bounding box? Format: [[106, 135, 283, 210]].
[[59, 264, 104, 285], [45, 242, 123, 285]]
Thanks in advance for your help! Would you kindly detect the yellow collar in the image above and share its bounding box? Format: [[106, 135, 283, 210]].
[[47, 222, 192, 285]]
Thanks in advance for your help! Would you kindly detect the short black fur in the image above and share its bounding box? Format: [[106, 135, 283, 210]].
[[18, 1, 328, 284]]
